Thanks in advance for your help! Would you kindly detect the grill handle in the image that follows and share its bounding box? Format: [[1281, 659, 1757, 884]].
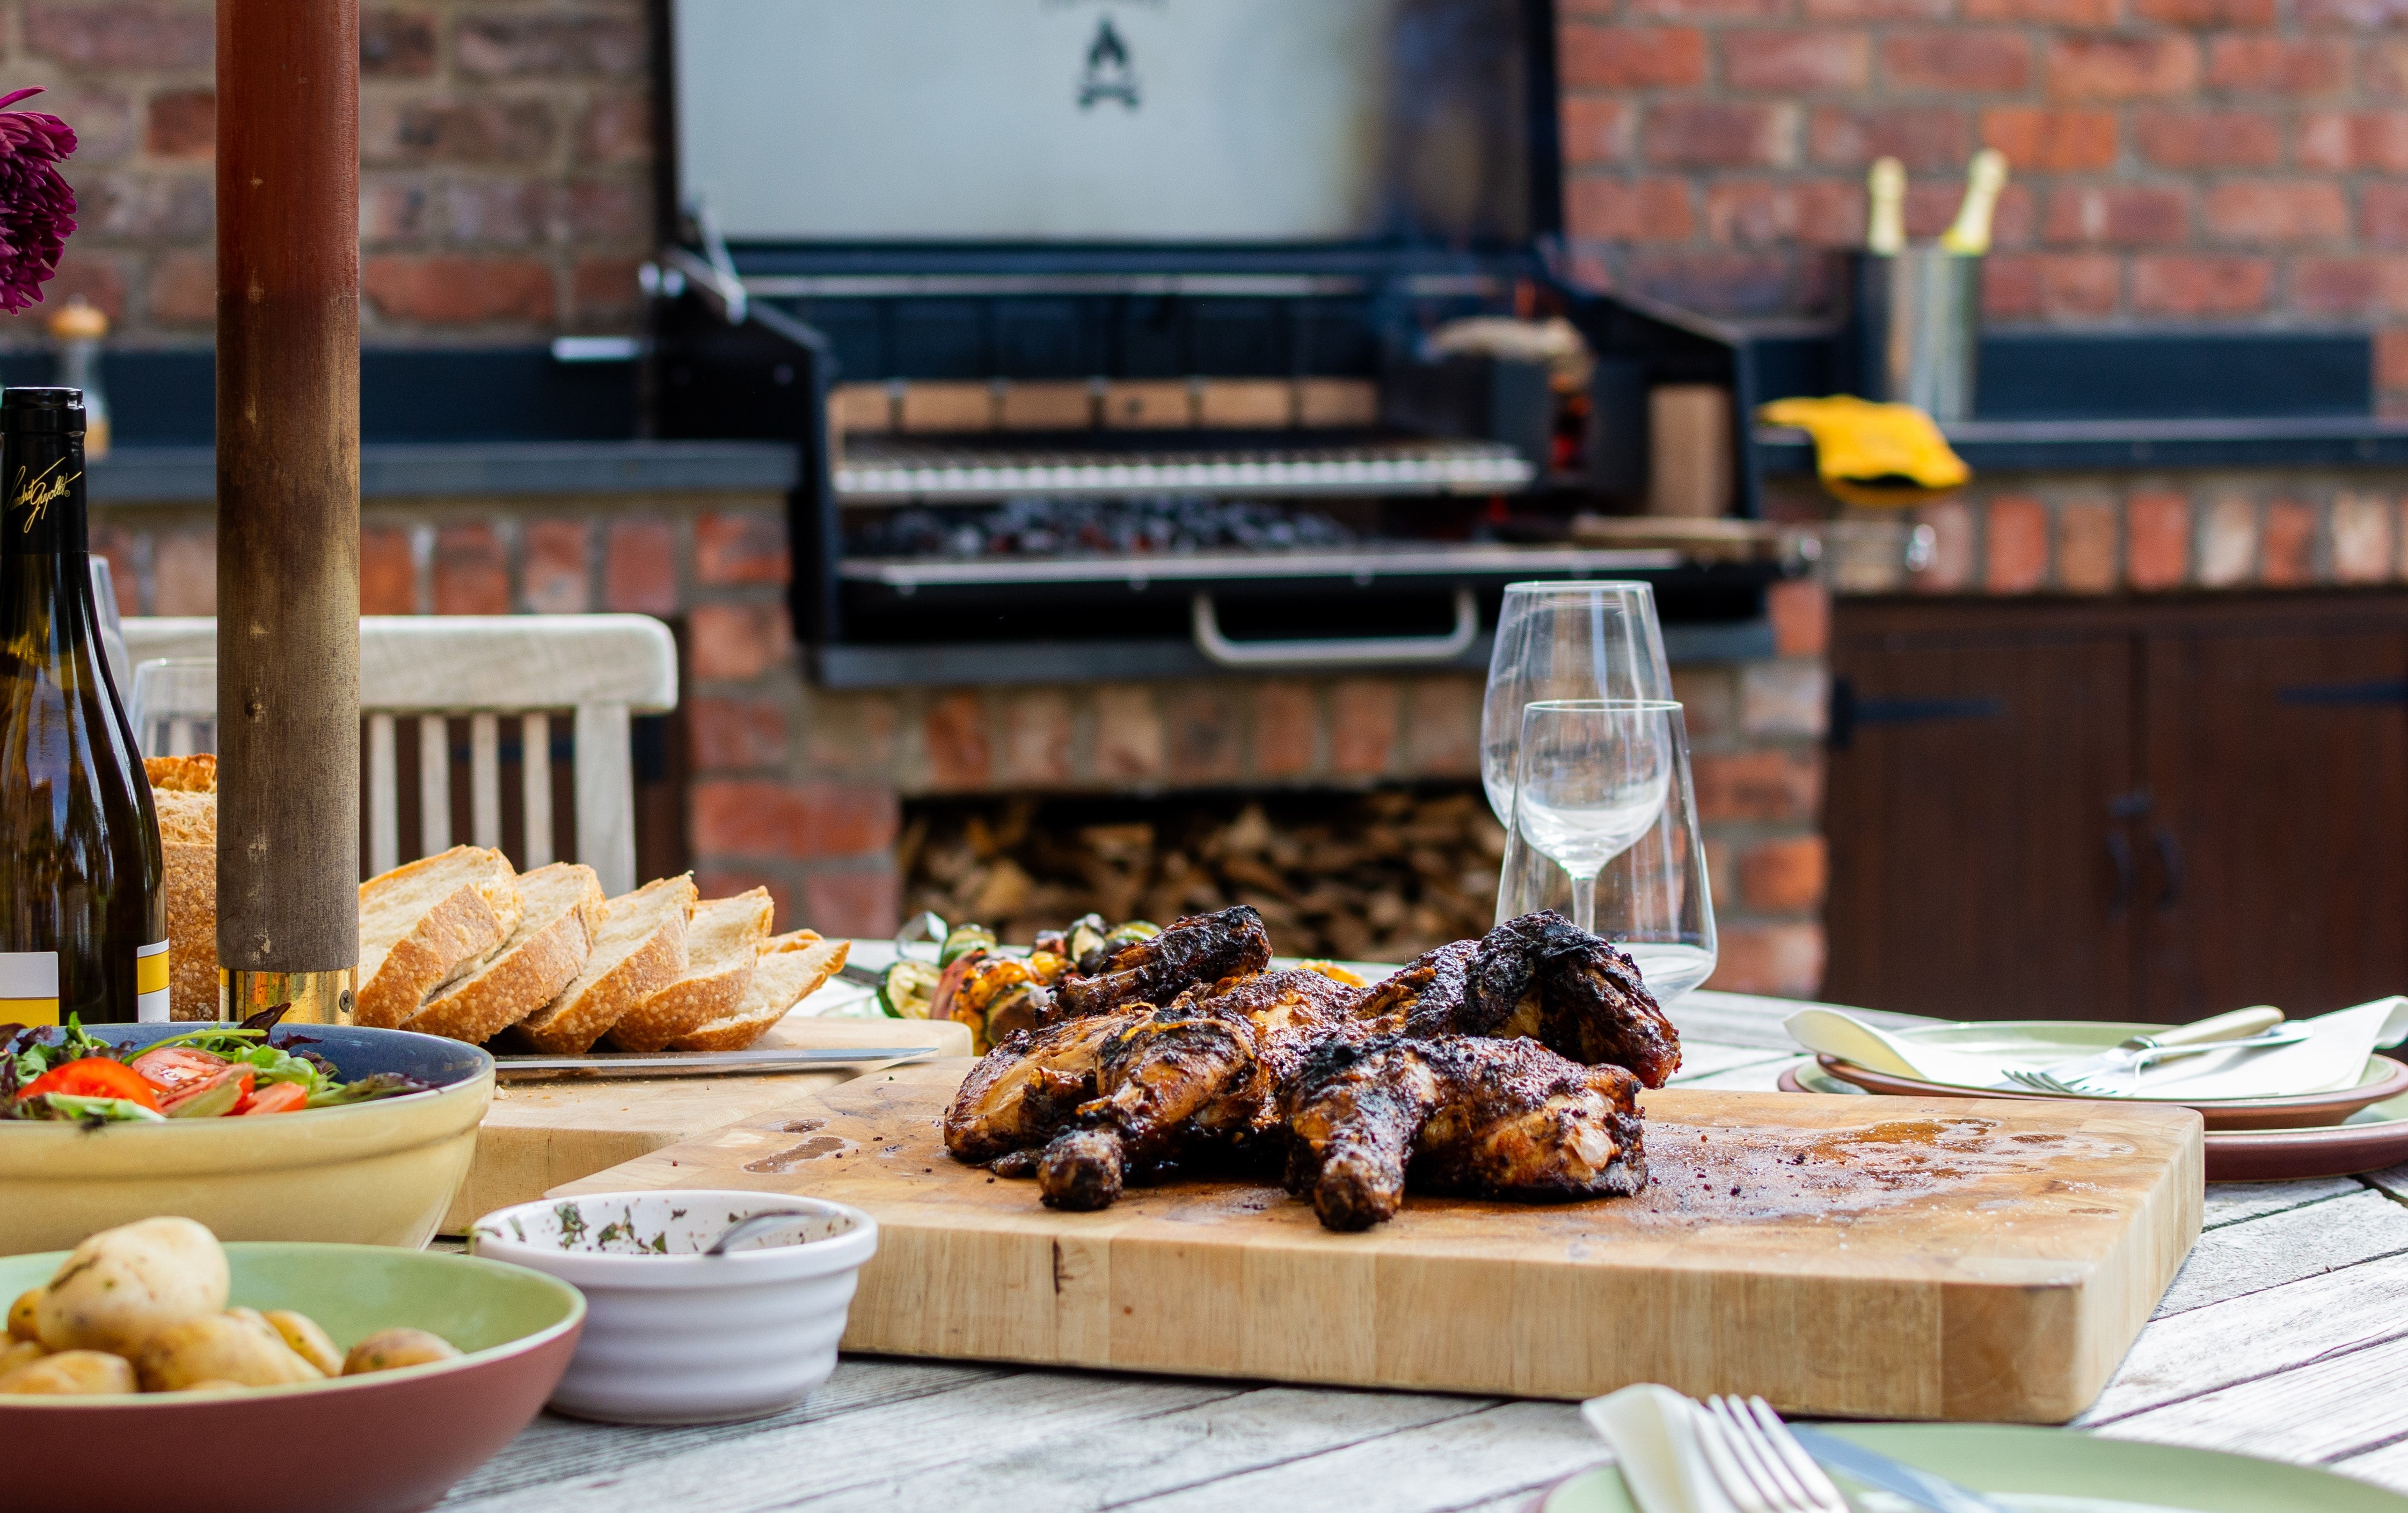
[[1190, 589, 1479, 669]]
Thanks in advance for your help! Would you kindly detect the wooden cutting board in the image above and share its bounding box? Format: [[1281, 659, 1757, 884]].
[[553, 1059, 2204, 1423], [444, 1014, 971, 1232]]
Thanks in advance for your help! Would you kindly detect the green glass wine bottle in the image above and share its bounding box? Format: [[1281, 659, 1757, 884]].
[[0, 386, 166, 1025]]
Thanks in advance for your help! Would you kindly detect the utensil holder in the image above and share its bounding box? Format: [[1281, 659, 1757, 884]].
[[1850, 250, 1981, 421]]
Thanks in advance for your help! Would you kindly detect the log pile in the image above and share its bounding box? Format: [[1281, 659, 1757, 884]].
[[899, 789, 1507, 962]]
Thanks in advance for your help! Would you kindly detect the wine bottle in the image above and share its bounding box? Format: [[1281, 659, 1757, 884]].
[[1939, 149, 2009, 256], [1865, 157, 1907, 257], [0, 387, 165, 1025]]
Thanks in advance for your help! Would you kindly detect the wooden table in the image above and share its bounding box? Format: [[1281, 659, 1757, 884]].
[[434, 991, 2408, 1511]]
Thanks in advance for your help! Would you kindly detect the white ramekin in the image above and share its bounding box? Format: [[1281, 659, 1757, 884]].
[[467, 1189, 878, 1424]]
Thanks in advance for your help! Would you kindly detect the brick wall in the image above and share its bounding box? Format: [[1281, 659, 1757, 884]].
[[0, 0, 651, 343], [1557, 2, 2408, 406]]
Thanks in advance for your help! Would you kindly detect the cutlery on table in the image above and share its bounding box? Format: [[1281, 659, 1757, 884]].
[[492, 1047, 935, 1080], [2003, 1005, 2297, 1097], [1784, 1422, 2016, 1513]]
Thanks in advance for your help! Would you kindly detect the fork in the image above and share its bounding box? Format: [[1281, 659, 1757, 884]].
[[1692, 1394, 1851, 1513], [2001, 1024, 2310, 1097]]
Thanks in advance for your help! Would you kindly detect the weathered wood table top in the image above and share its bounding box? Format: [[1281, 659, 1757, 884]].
[[437, 991, 2408, 1511]]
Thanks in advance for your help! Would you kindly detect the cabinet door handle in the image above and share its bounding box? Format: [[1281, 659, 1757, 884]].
[[2106, 831, 2135, 915], [2154, 827, 2184, 912]]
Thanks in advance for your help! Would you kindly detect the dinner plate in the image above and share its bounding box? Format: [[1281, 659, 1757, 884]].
[[1806, 1019, 2408, 1129], [1783, 1061, 2408, 1181], [1535, 1423, 2408, 1512]]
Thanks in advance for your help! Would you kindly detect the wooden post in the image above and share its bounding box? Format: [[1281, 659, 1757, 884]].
[[214, 0, 362, 1023]]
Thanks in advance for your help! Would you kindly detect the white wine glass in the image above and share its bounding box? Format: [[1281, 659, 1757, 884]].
[[1511, 699, 1675, 934], [1499, 701, 1717, 1003], [1482, 581, 1672, 827], [129, 657, 216, 758]]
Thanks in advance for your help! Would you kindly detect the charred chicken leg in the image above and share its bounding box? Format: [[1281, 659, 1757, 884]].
[[1047, 905, 1273, 1022]]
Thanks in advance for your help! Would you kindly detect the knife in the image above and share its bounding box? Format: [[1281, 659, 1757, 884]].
[[2026, 1004, 2287, 1086], [1787, 1426, 2015, 1513], [493, 1047, 934, 1079]]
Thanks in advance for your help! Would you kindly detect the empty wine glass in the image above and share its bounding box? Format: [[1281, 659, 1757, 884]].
[[1512, 700, 1675, 933], [129, 657, 216, 758], [1482, 582, 1671, 828]]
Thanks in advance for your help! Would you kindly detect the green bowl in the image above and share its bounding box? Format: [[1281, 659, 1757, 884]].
[[0, 1241, 583, 1513]]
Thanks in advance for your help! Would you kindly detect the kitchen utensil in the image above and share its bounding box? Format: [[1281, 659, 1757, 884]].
[[2004, 1005, 2288, 1095], [1787, 1423, 2012, 1513], [470, 1190, 878, 1424], [1698, 1395, 1851, 1513], [492, 1046, 935, 1080], [702, 1208, 823, 1255], [1512, 699, 1675, 933]]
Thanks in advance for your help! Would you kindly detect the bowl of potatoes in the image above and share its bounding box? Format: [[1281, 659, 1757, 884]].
[[1, 1217, 583, 1513]]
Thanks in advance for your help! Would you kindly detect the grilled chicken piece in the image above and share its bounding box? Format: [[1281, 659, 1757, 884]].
[[1035, 969, 1366, 1210], [1283, 1033, 1646, 1231], [1355, 939, 1477, 1036], [942, 1007, 1143, 1164], [1461, 912, 1682, 1086], [1048, 905, 1274, 1022]]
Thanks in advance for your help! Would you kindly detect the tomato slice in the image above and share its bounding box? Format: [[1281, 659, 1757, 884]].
[[130, 1046, 230, 1098], [161, 1064, 253, 1118], [235, 1081, 309, 1115], [24, 1057, 162, 1112]]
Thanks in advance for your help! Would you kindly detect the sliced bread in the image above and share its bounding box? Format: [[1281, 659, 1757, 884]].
[[668, 933, 850, 1052], [604, 888, 775, 1052], [355, 846, 523, 1029], [145, 759, 218, 1022], [403, 863, 606, 1044], [513, 873, 696, 1054]]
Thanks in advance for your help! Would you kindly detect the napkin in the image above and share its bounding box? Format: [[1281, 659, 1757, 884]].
[[1581, 1384, 1740, 1513], [1787, 999, 2408, 1100]]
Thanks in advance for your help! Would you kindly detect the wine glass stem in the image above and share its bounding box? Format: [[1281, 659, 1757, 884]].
[[1569, 874, 1597, 934]]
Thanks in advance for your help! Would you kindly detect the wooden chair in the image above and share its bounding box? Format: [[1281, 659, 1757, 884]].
[[121, 615, 679, 895]]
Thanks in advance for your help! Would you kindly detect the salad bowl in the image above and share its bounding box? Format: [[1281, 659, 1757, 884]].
[[0, 1022, 493, 1254]]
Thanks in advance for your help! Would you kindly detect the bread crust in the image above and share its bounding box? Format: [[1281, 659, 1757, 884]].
[[514, 874, 696, 1054], [604, 889, 774, 1052], [164, 840, 217, 1021], [404, 864, 605, 1044], [143, 754, 216, 793], [354, 847, 523, 1030], [670, 937, 850, 1052]]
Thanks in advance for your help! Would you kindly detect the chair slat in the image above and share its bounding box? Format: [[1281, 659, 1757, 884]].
[[574, 702, 634, 896], [522, 711, 553, 869], [469, 712, 501, 851], [418, 714, 451, 856], [367, 712, 398, 876]]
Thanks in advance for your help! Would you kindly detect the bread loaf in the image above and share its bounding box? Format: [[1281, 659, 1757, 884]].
[[604, 888, 774, 1052], [513, 873, 695, 1054], [144, 756, 217, 1021], [355, 846, 523, 1029], [403, 863, 604, 1044], [668, 933, 849, 1052]]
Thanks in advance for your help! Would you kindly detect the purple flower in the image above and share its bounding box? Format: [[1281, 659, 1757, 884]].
[[0, 87, 76, 315]]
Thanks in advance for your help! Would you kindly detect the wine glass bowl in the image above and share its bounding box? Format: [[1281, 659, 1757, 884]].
[[1480, 582, 1672, 828], [130, 656, 216, 758], [1512, 700, 1677, 933]]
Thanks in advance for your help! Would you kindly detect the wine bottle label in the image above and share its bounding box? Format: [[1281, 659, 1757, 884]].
[[137, 940, 169, 1022], [0, 951, 59, 1026]]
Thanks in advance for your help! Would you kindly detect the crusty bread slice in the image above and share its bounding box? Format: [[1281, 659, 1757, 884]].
[[144, 754, 217, 794], [604, 888, 775, 1052], [404, 863, 605, 1044], [668, 934, 850, 1052], [143, 766, 220, 1021], [355, 846, 523, 1029], [514, 873, 695, 1054]]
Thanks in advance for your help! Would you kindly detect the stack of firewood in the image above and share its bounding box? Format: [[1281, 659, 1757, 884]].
[[899, 789, 1507, 962]]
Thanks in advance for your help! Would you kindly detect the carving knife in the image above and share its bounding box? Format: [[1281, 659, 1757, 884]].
[[1787, 1426, 2015, 1513]]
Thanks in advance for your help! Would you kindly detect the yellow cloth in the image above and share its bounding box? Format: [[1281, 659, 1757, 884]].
[[1757, 394, 1969, 509]]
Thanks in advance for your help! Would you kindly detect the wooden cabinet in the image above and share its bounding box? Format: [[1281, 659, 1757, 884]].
[[1825, 595, 2408, 1022]]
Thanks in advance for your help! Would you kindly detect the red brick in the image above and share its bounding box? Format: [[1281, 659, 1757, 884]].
[[1164, 685, 1242, 784], [2057, 500, 2120, 591], [1981, 108, 2117, 173], [360, 525, 417, 615], [691, 778, 895, 860], [1802, 0, 1946, 17], [520, 518, 590, 612], [2206, 38, 2351, 97], [144, 90, 214, 159], [1694, 750, 1822, 823], [802, 694, 899, 780], [25, 4, 211, 68], [2131, 254, 2274, 315], [1965, 0, 2117, 19], [566, 178, 645, 240], [2293, 258, 2408, 317], [994, 690, 1074, 785], [1560, 26, 1708, 89], [1644, 104, 1794, 169], [1706, 923, 1825, 997], [1808, 106, 1967, 170], [2332, 493, 2395, 584], [576, 94, 652, 165], [363, 255, 556, 325], [362, 10, 437, 76], [1403, 677, 1482, 777], [431, 523, 508, 615], [1627, 0, 1790, 15], [2202, 182, 2348, 246], [2374, 40, 2408, 101], [2301, 0, 2408, 21], [152, 529, 214, 616], [687, 697, 787, 771], [1253, 682, 1318, 778], [2299, 113, 2408, 173], [801, 867, 899, 938], [2381, 329, 2408, 395], [442, 181, 549, 246], [2133, 109, 2283, 170], [694, 512, 789, 586], [2368, 186, 2408, 248], [1766, 579, 1829, 658], [600, 520, 677, 613], [9, 255, 130, 331], [1559, 98, 1633, 166], [1738, 836, 1828, 914], [1625, 250, 1802, 315], [922, 693, 990, 788], [1330, 680, 1401, 777], [2126, 491, 2192, 590], [1911, 499, 1976, 593], [1093, 686, 1165, 781], [1704, 180, 1862, 246], [1882, 32, 2030, 93], [1565, 178, 1696, 243], [2137, 0, 2275, 18], [142, 249, 210, 326], [571, 257, 644, 327], [84, 173, 213, 241], [1982, 253, 2121, 319], [362, 98, 556, 165], [2198, 494, 2257, 587], [361, 182, 430, 243], [687, 603, 789, 682], [87, 527, 138, 618], [2044, 186, 2190, 247], [1985, 496, 2051, 593], [457, 13, 645, 77], [2048, 36, 2199, 100], [1724, 31, 1868, 92], [2261, 500, 2318, 586]]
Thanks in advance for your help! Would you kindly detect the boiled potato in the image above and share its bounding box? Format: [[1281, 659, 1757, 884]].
[[174, 1379, 251, 1394], [0, 1349, 136, 1395], [263, 1309, 343, 1376], [136, 1311, 324, 1392], [342, 1327, 461, 1375], [0, 1339, 42, 1377], [36, 1217, 228, 1355], [7, 1288, 37, 1341]]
